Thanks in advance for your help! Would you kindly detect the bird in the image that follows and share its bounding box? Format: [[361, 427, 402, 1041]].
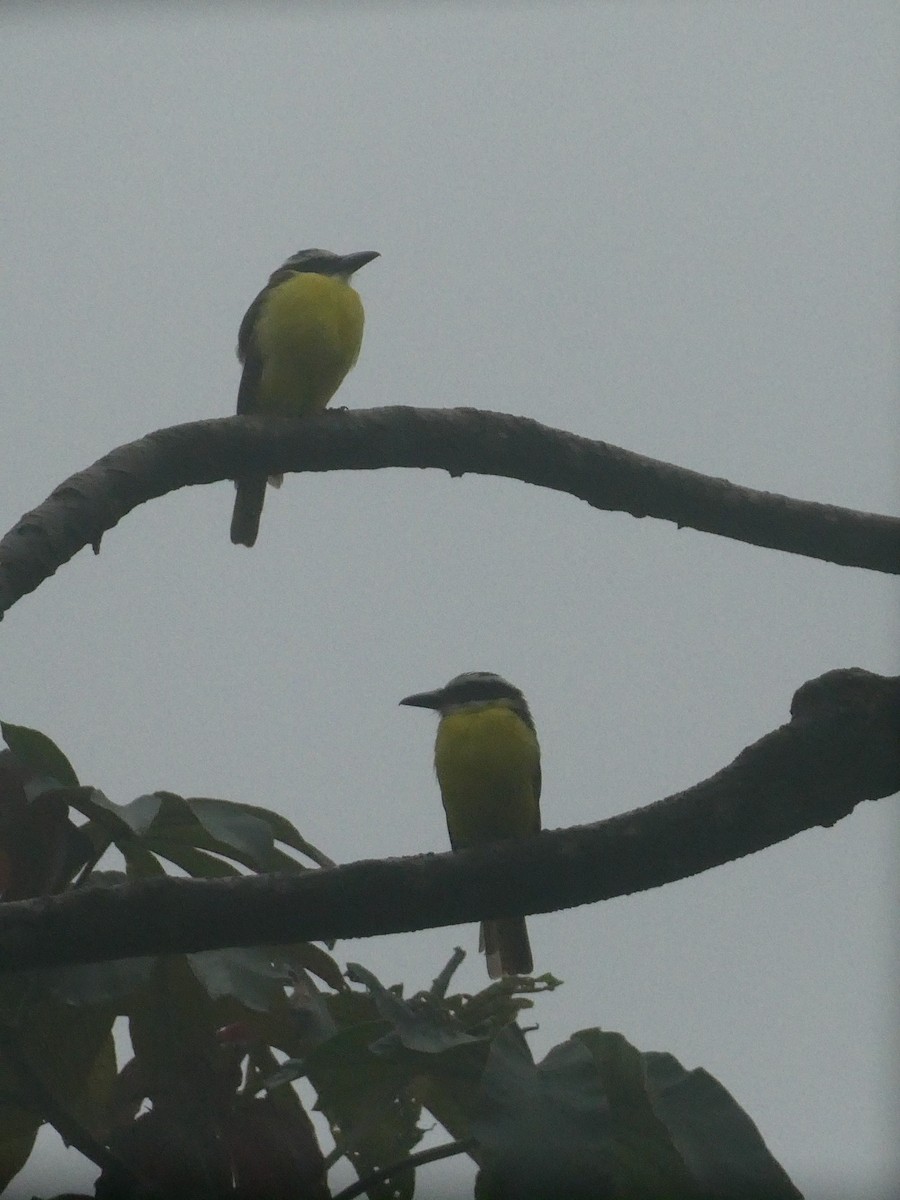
[[400, 672, 541, 978], [230, 247, 379, 547]]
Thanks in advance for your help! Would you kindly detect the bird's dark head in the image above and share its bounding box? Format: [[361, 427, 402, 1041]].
[[280, 248, 380, 280], [400, 672, 532, 725]]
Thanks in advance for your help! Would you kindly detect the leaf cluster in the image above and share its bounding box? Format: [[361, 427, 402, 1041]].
[[0, 724, 803, 1199]]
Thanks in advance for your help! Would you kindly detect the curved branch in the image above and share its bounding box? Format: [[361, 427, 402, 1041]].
[[0, 668, 896, 973], [0, 409, 896, 616]]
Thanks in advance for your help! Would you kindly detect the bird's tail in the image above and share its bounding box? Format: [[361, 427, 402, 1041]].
[[481, 917, 533, 979], [230, 475, 268, 547]]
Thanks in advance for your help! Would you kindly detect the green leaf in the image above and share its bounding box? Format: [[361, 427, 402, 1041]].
[[472, 1026, 695, 1200], [183, 798, 280, 870], [37, 956, 157, 1007], [70, 1029, 118, 1138], [274, 964, 339, 1053], [64, 790, 330, 878], [0, 1102, 39, 1191], [452, 973, 545, 1036], [226, 1091, 327, 1200], [187, 948, 288, 1012], [472, 1025, 609, 1198], [0, 980, 117, 1167], [263, 1057, 305, 1090], [278, 942, 346, 994], [127, 955, 220, 1088], [134, 793, 276, 873], [573, 1029, 697, 1197], [472, 1027, 800, 1200], [66, 789, 165, 878], [205, 799, 335, 868], [116, 792, 163, 835], [143, 840, 238, 878], [642, 1050, 803, 1200], [175, 797, 333, 873], [121, 842, 167, 877], [347, 961, 482, 1056], [305, 1022, 422, 1200], [0, 722, 79, 788], [67, 788, 141, 839]]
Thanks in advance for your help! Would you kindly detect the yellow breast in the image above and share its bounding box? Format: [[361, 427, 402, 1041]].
[[255, 272, 365, 415], [434, 705, 541, 849]]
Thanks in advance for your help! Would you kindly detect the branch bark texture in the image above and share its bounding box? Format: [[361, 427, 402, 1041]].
[[0, 668, 896, 973], [1, 409, 897, 616]]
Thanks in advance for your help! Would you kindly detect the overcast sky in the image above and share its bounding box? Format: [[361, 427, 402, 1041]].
[[2, 3, 898, 1197]]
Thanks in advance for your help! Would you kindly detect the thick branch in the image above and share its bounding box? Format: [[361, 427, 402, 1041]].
[[1, 409, 897, 615], [0, 668, 896, 973]]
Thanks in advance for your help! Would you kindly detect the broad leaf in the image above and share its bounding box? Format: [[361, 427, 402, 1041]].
[[207, 799, 335, 868], [187, 948, 288, 1012], [142, 840, 238, 878], [133, 793, 279, 873], [0, 978, 117, 1183], [0, 722, 79, 788], [306, 1022, 423, 1200], [184, 798, 280, 869], [0, 1102, 39, 1191], [115, 792, 163, 835], [642, 1050, 803, 1200], [279, 943, 346, 995], [37, 956, 157, 1007], [225, 1092, 328, 1200], [68, 788, 142, 840]]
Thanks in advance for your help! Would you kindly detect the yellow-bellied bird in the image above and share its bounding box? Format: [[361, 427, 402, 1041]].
[[400, 672, 541, 978], [230, 247, 379, 547]]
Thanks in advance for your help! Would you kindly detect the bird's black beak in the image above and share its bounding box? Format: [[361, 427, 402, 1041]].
[[341, 250, 380, 275], [399, 688, 443, 710]]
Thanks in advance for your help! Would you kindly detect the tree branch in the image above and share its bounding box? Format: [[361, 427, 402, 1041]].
[[332, 1137, 477, 1200], [0, 668, 896, 973], [0, 409, 896, 616]]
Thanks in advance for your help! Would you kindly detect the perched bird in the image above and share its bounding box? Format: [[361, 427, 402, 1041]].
[[400, 672, 541, 978], [230, 247, 379, 547]]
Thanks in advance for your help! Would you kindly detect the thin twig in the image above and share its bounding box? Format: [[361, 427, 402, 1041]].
[[332, 1136, 477, 1200]]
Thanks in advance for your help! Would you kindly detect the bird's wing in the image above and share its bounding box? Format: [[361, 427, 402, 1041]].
[[236, 268, 296, 359], [236, 351, 263, 416], [235, 283, 273, 414], [236, 269, 299, 414]]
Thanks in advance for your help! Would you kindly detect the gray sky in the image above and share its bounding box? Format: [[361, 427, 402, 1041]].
[[2, 3, 898, 1197]]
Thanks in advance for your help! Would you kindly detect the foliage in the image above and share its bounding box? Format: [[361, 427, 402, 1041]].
[[0, 726, 802, 1199]]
